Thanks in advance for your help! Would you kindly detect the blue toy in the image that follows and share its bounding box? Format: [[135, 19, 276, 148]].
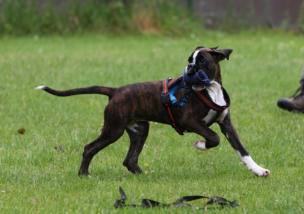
[[183, 69, 211, 89], [169, 69, 211, 106]]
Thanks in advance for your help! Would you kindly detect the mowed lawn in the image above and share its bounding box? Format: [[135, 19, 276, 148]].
[[1, 31, 304, 213]]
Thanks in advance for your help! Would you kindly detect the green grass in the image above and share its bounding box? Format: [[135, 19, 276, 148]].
[[1, 31, 304, 213], [0, 0, 196, 36]]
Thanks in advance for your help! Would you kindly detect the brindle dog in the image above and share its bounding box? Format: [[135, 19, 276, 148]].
[[36, 47, 270, 177]]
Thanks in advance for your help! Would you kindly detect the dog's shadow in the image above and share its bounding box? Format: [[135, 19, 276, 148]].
[[88, 164, 234, 182]]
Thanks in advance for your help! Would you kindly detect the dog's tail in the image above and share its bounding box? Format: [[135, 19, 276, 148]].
[[35, 85, 115, 98]]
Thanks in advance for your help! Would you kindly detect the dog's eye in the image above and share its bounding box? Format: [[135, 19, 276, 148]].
[[198, 57, 208, 66]]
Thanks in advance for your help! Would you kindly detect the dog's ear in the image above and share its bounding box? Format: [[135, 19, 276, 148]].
[[195, 46, 205, 50], [209, 49, 233, 61], [210, 46, 218, 50]]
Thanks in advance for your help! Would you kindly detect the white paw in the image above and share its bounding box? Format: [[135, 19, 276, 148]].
[[250, 166, 270, 177], [241, 155, 270, 177], [193, 141, 207, 150]]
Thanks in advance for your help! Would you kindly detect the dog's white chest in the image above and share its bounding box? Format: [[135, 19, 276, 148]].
[[202, 81, 228, 124], [206, 81, 226, 106], [202, 109, 217, 124]]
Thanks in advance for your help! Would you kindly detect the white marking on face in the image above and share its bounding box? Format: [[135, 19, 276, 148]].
[[193, 141, 206, 150], [192, 50, 200, 64], [202, 109, 217, 124], [237, 152, 270, 177], [206, 81, 226, 106]]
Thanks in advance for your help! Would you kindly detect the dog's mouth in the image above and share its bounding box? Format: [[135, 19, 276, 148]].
[[183, 65, 212, 91], [186, 63, 196, 75]]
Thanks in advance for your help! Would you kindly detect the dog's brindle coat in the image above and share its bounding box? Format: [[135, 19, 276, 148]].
[[36, 47, 270, 177]]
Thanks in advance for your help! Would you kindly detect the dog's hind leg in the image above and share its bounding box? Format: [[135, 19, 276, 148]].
[[123, 121, 149, 174], [78, 123, 125, 176]]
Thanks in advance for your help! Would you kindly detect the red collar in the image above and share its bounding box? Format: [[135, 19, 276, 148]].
[[195, 87, 230, 112]]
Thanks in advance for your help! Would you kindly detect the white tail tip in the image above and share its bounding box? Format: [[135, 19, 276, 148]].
[[35, 85, 46, 90]]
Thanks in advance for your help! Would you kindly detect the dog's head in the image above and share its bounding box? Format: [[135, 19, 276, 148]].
[[186, 46, 232, 86]]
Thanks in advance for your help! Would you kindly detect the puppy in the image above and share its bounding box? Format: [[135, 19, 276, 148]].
[[36, 46, 270, 177]]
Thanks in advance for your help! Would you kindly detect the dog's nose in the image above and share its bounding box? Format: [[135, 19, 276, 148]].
[[188, 63, 195, 69], [187, 63, 195, 75]]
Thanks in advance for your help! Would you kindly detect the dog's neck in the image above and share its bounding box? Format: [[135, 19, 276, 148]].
[[206, 81, 226, 106], [213, 64, 223, 86]]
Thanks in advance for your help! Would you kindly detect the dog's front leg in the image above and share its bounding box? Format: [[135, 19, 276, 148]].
[[218, 112, 270, 177], [185, 119, 220, 150]]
